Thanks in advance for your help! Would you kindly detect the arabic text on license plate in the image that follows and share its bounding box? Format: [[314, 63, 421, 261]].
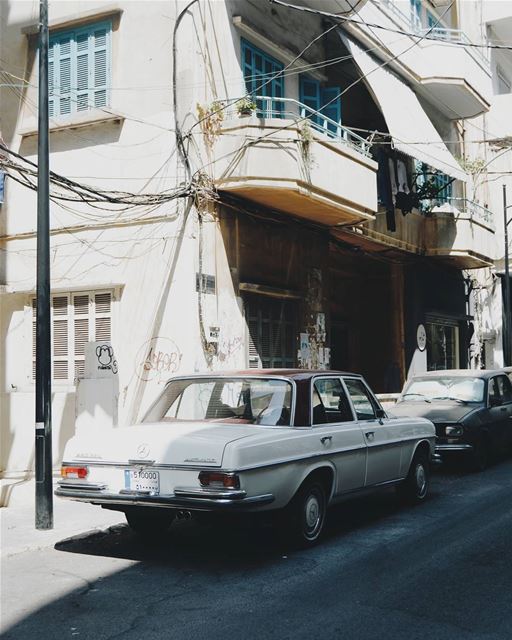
[[125, 469, 160, 493]]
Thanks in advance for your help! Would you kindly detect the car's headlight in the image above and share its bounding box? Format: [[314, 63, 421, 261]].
[[445, 424, 463, 436]]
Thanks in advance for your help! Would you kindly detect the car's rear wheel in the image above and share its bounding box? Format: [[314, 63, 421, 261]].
[[125, 509, 175, 538], [280, 479, 327, 548], [397, 451, 430, 503]]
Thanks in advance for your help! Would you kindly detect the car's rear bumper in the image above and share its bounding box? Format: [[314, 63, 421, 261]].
[[55, 486, 275, 511]]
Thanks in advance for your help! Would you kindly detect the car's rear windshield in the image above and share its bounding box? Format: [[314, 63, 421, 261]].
[[401, 376, 485, 403], [142, 377, 293, 426]]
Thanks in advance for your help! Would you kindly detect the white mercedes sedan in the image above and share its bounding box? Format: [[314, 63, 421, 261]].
[[56, 370, 435, 546]]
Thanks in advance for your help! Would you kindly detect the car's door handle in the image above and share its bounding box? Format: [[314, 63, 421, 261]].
[[320, 436, 332, 445], [365, 431, 375, 440]]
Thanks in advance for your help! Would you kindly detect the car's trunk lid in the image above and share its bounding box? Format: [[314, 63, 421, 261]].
[[64, 422, 260, 468]]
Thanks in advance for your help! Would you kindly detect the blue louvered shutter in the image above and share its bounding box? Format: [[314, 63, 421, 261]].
[[56, 34, 72, 116], [241, 39, 284, 118], [48, 21, 111, 117], [48, 40, 54, 117], [92, 25, 109, 108], [320, 87, 341, 136], [299, 76, 321, 126], [76, 31, 90, 111]]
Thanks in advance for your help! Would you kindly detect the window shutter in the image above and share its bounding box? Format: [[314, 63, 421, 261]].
[[94, 292, 111, 342], [52, 295, 69, 379], [300, 77, 321, 124], [320, 87, 341, 135], [76, 31, 90, 111], [32, 290, 113, 382], [241, 39, 284, 118], [48, 21, 111, 117], [92, 26, 109, 108], [48, 41, 54, 117], [57, 36, 72, 116]]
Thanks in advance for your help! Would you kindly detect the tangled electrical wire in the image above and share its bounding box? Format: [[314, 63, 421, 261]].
[[0, 142, 215, 209]]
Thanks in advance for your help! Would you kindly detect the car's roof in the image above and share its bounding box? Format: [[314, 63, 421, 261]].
[[168, 369, 363, 381], [409, 369, 503, 380]]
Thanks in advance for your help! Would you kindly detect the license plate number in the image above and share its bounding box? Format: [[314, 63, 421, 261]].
[[124, 469, 160, 494]]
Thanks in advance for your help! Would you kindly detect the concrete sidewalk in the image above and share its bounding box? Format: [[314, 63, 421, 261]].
[[1, 478, 124, 558]]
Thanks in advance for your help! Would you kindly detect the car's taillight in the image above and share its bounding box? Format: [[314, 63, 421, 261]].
[[61, 465, 88, 479], [198, 471, 240, 489]]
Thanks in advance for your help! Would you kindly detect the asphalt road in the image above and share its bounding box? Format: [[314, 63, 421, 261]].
[[2, 459, 512, 640]]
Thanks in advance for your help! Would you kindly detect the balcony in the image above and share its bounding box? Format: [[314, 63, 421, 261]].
[[344, 0, 492, 118], [426, 199, 497, 268], [290, 0, 370, 14], [341, 198, 496, 269], [211, 97, 378, 226]]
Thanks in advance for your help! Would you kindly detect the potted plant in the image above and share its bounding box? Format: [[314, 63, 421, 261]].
[[236, 96, 256, 117]]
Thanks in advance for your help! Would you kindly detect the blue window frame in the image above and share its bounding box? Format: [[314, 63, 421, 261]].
[[299, 76, 341, 136], [241, 39, 284, 118], [49, 20, 112, 118], [410, 0, 422, 30], [415, 161, 453, 206]]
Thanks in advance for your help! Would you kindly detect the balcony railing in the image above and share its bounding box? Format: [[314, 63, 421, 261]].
[[378, 0, 490, 69], [227, 96, 371, 156], [433, 197, 495, 231]]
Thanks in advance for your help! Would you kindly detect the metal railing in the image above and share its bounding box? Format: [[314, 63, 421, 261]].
[[435, 197, 495, 230], [228, 96, 372, 156], [378, 1, 490, 69]]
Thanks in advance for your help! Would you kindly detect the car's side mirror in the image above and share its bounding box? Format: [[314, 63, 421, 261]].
[[376, 408, 386, 419], [489, 395, 502, 407]]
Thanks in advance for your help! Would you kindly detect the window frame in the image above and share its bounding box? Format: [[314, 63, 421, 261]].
[[343, 377, 383, 422], [310, 375, 356, 426], [31, 289, 114, 384], [48, 19, 112, 118], [241, 38, 284, 118]]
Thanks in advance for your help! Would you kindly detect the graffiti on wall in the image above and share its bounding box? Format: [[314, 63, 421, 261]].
[[217, 335, 243, 363], [135, 337, 182, 383]]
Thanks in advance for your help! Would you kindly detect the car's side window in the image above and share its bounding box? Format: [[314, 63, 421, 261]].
[[488, 377, 500, 405], [497, 375, 512, 404], [313, 378, 353, 425], [344, 378, 377, 421]]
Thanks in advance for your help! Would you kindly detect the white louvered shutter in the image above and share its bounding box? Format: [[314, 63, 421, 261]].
[[94, 292, 111, 341], [52, 295, 69, 379], [73, 294, 90, 379]]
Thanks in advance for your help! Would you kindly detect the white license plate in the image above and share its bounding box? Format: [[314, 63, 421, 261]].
[[124, 469, 160, 494]]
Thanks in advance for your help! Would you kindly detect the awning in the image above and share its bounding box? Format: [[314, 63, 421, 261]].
[[340, 34, 467, 182]]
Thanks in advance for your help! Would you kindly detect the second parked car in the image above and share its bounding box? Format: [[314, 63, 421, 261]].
[[392, 369, 512, 470]]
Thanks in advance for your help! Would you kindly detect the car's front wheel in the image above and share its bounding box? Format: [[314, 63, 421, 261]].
[[125, 509, 175, 538], [280, 479, 327, 548], [397, 451, 430, 503]]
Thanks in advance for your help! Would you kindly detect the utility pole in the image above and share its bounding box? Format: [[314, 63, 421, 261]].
[[35, 0, 53, 530], [504, 185, 511, 367]]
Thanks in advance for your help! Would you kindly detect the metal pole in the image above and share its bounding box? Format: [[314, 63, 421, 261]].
[[504, 184, 511, 367], [35, 0, 53, 530]]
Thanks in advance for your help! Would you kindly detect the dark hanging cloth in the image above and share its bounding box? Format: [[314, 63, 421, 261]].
[[376, 148, 395, 232]]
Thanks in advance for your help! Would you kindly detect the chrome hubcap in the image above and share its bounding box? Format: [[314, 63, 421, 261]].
[[415, 464, 427, 497], [304, 493, 322, 537]]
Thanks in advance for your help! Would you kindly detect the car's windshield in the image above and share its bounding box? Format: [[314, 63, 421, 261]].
[[400, 376, 485, 403], [142, 377, 293, 426]]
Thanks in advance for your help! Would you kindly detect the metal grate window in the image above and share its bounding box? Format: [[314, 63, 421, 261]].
[[32, 290, 113, 381], [245, 297, 297, 368]]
